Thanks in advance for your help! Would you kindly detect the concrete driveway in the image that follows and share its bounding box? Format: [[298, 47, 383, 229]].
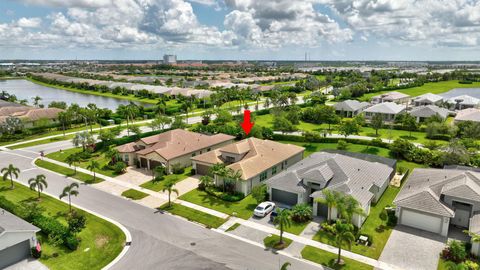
[[379, 225, 447, 270], [4, 259, 48, 270], [115, 167, 152, 186]]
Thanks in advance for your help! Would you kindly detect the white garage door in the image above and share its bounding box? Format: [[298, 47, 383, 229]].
[[401, 209, 442, 234]]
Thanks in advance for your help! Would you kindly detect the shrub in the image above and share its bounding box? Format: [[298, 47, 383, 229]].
[[171, 163, 185, 174], [205, 186, 244, 202], [31, 247, 42, 258], [64, 235, 80, 251], [337, 140, 348, 150], [386, 210, 397, 227], [113, 162, 127, 174], [321, 222, 336, 235], [291, 203, 313, 223], [441, 240, 467, 263], [251, 185, 268, 204]]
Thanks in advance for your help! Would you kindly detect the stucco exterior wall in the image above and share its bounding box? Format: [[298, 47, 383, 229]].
[[0, 231, 36, 250]]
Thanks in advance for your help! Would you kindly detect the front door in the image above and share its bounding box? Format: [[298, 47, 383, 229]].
[[452, 201, 472, 228]]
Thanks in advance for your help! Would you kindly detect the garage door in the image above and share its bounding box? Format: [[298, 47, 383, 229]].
[[401, 208, 443, 234], [271, 189, 298, 206], [0, 240, 30, 269], [195, 164, 211, 176]]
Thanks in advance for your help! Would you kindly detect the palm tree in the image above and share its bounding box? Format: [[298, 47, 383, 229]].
[[339, 195, 366, 222], [1, 164, 20, 189], [87, 160, 100, 182], [210, 163, 228, 191], [180, 97, 194, 124], [280, 262, 291, 270], [28, 174, 47, 199], [72, 131, 94, 152], [198, 175, 213, 189], [59, 183, 79, 213], [152, 166, 165, 182], [66, 154, 80, 174], [273, 209, 291, 245], [162, 179, 179, 207], [225, 169, 242, 194], [315, 189, 339, 221], [334, 220, 356, 265]]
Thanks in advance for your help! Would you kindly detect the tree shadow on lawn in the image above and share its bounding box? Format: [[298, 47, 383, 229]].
[[302, 143, 320, 153]]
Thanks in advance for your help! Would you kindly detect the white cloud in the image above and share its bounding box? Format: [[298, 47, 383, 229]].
[[17, 17, 42, 28]]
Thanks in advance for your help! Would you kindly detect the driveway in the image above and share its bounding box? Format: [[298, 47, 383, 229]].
[[115, 167, 152, 186], [379, 225, 446, 270], [170, 175, 199, 199], [4, 259, 48, 270]]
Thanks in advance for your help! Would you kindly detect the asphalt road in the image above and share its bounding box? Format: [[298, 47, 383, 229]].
[[2, 146, 322, 270]]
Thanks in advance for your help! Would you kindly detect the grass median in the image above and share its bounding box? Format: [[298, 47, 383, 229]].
[[301, 245, 373, 270], [158, 202, 227, 229], [35, 159, 104, 184], [121, 189, 149, 200]]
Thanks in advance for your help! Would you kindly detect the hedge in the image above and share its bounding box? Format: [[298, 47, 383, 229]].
[[272, 133, 391, 148]]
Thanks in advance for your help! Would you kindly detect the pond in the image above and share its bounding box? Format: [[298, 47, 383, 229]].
[[0, 79, 151, 110], [440, 88, 480, 99]]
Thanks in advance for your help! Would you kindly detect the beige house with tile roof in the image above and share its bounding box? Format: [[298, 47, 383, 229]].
[[191, 138, 305, 195], [0, 107, 63, 128], [117, 129, 235, 173]]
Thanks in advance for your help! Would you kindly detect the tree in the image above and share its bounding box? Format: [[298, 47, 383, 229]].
[[225, 169, 242, 194], [59, 183, 79, 213], [318, 106, 340, 130], [1, 116, 23, 134], [273, 115, 296, 133], [180, 97, 195, 124], [171, 115, 187, 129], [57, 111, 72, 137], [291, 203, 313, 223], [379, 209, 388, 228], [98, 129, 115, 146], [198, 175, 212, 190], [72, 131, 94, 151], [1, 164, 20, 190], [128, 125, 141, 137], [371, 113, 384, 136], [338, 119, 360, 138], [66, 154, 81, 174], [118, 103, 139, 135], [397, 113, 418, 137], [67, 211, 86, 236], [273, 209, 291, 245], [149, 114, 171, 131], [251, 184, 267, 204], [87, 160, 100, 182], [442, 139, 470, 166], [162, 179, 179, 207], [315, 189, 339, 221], [32, 95, 42, 107], [152, 165, 165, 181], [28, 174, 48, 199], [334, 220, 356, 265], [337, 195, 366, 222]]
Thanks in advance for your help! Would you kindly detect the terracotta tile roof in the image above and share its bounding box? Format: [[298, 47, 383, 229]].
[[0, 106, 30, 117], [0, 107, 63, 123], [192, 138, 305, 180], [116, 142, 137, 153]]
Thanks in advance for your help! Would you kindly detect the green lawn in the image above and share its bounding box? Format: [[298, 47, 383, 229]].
[[301, 245, 374, 270], [9, 134, 76, 150], [47, 148, 119, 178], [282, 220, 310, 235], [0, 181, 125, 270], [140, 167, 193, 192], [35, 159, 104, 184], [158, 203, 227, 228], [179, 189, 257, 219], [360, 80, 480, 101], [121, 189, 149, 200], [263, 235, 293, 250], [226, 222, 241, 232], [437, 258, 447, 270]]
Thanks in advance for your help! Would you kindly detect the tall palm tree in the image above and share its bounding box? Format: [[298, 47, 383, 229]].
[[339, 195, 366, 222], [59, 183, 79, 213], [226, 169, 242, 194], [28, 174, 48, 199], [210, 163, 228, 191], [180, 97, 194, 124], [162, 180, 179, 207], [273, 209, 291, 245], [66, 153, 80, 174], [1, 164, 20, 189], [87, 160, 100, 182], [315, 189, 339, 221], [334, 220, 356, 265]]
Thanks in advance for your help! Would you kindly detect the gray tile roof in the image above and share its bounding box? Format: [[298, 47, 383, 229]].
[[413, 93, 444, 103], [455, 108, 480, 122], [447, 95, 480, 106], [394, 168, 480, 217], [0, 208, 39, 234], [409, 105, 450, 119], [333, 100, 370, 112], [364, 102, 405, 114], [266, 152, 394, 206]]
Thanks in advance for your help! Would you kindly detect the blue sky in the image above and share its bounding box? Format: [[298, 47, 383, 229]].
[[1, 0, 480, 61]]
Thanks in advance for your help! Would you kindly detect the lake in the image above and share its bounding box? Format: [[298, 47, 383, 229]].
[[0, 79, 151, 110], [441, 88, 480, 99]]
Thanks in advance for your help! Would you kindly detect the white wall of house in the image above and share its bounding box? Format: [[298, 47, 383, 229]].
[[396, 206, 450, 237], [0, 231, 37, 250], [313, 202, 371, 228]]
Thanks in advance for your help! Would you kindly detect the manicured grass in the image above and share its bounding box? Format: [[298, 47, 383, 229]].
[[179, 189, 257, 219], [360, 80, 480, 101], [140, 167, 193, 192], [35, 159, 104, 184], [282, 220, 310, 235], [437, 258, 447, 270], [226, 222, 241, 232], [9, 134, 76, 149], [0, 181, 125, 270], [158, 203, 227, 228], [263, 235, 293, 250], [301, 245, 374, 270], [121, 189, 149, 200], [47, 148, 119, 177]]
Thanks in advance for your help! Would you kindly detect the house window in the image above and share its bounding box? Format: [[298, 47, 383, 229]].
[[124, 154, 129, 162], [260, 171, 268, 181], [284, 160, 288, 167], [272, 166, 277, 175], [200, 150, 202, 154], [207, 148, 211, 151], [192, 153, 196, 157]]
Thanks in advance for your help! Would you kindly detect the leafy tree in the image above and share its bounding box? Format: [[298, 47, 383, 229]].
[[334, 220, 356, 265], [251, 184, 268, 204], [153, 165, 165, 181], [198, 175, 213, 190], [273, 209, 291, 245], [291, 203, 313, 223], [128, 125, 141, 137], [213, 109, 233, 125], [171, 115, 187, 129], [379, 209, 388, 228], [149, 114, 172, 131], [98, 129, 115, 146], [318, 106, 340, 130], [66, 154, 81, 174], [397, 113, 419, 137], [371, 113, 384, 136], [67, 211, 86, 235], [273, 115, 296, 133], [72, 131, 94, 151], [162, 179, 179, 207], [32, 95, 42, 107], [1, 164, 20, 189], [59, 183, 79, 213], [28, 174, 48, 199], [48, 101, 67, 109], [87, 160, 100, 182], [442, 139, 470, 166], [1, 116, 23, 134], [338, 119, 360, 138], [57, 111, 72, 136]]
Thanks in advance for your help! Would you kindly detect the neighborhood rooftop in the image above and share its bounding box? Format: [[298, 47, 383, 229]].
[[409, 105, 450, 119], [333, 100, 370, 112], [363, 102, 405, 114], [0, 208, 39, 234], [454, 108, 480, 122], [412, 93, 444, 103]]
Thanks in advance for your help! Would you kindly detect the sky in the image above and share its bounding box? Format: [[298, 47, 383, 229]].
[[2, 0, 480, 61]]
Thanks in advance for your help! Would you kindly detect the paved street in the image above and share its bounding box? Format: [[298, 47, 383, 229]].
[[0, 147, 322, 270]]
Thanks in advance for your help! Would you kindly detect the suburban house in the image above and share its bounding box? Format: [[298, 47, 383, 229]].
[[333, 100, 370, 117], [363, 102, 406, 122], [266, 151, 396, 227], [446, 95, 480, 110], [191, 138, 305, 195], [454, 108, 480, 123], [0, 208, 40, 269], [371, 91, 410, 104], [408, 105, 450, 122], [411, 93, 444, 106], [117, 129, 235, 173], [394, 168, 480, 237], [0, 100, 63, 129]]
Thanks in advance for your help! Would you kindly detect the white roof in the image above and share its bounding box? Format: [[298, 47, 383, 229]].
[[455, 108, 480, 122], [447, 95, 480, 106], [364, 102, 405, 114], [413, 93, 444, 103], [372, 91, 410, 100]]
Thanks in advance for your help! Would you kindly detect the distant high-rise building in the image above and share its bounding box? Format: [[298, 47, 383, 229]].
[[163, 54, 177, 64]]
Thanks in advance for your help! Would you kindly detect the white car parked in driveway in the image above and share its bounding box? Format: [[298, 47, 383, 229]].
[[254, 201, 276, 217]]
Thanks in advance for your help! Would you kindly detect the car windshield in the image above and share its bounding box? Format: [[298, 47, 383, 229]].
[[255, 206, 264, 211]]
